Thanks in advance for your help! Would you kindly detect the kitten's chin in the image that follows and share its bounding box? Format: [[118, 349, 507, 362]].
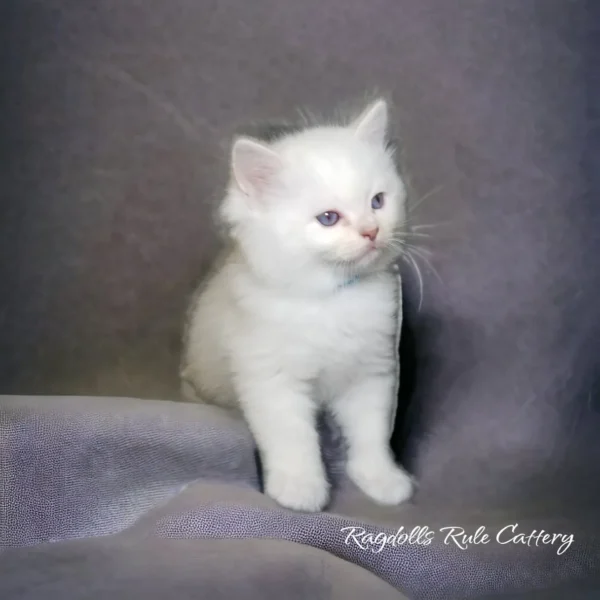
[[352, 247, 379, 267], [338, 247, 392, 275], [322, 245, 395, 278], [361, 245, 402, 272]]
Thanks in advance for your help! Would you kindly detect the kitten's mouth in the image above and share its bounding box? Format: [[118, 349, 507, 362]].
[[355, 245, 381, 264], [334, 245, 382, 268]]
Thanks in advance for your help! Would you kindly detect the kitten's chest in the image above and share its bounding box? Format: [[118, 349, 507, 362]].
[[260, 277, 400, 369]]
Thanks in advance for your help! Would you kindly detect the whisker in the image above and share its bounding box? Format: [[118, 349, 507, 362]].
[[409, 247, 444, 285], [410, 221, 453, 231], [408, 184, 445, 215], [387, 237, 434, 260], [404, 252, 424, 311], [387, 236, 411, 248], [385, 237, 406, 248], [404, 243, 434, 259], [384, 240, 409, 256], [394, 230, 432, 240]]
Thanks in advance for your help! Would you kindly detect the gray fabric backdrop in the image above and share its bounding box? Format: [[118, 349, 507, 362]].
[[1, 0, 600, 595]]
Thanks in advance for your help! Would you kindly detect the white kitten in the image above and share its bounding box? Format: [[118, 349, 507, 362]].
[[181, 99, 413, 511]]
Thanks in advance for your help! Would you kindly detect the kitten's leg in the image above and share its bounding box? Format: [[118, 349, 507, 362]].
[[237, 376, 329, 512], [332, 374, 413, 505], [180, 369, 202, 402]]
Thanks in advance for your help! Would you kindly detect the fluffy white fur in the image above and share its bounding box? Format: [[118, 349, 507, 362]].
[[182, 99, 413, 511]]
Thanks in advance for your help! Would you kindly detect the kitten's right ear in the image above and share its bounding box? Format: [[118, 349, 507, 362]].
[[231, 137, 282, 196], [350, 99, 389, 145]]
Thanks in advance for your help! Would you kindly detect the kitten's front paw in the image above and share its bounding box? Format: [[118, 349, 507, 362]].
[[348, 460, 413, 506], [265, 466, 330, 512]]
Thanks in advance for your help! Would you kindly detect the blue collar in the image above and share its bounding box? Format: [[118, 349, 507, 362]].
[[337, 274, 361, 290]]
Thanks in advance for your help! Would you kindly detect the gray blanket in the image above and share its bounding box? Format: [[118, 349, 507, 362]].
[[2, 395, 599, 599]]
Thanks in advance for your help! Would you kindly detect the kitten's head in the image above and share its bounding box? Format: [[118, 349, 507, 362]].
[[220, 99, 407, 286]]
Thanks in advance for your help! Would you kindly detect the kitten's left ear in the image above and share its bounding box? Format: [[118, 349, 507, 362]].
[[350, 99, 389, 145], [231, 137, 283, 196]]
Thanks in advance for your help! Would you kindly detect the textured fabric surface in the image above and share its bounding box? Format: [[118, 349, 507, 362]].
[[2, 394, 600, 600]]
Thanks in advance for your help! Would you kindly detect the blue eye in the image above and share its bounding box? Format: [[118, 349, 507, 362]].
[[371, 193, 385, 209], [316, 211, 341, 226]]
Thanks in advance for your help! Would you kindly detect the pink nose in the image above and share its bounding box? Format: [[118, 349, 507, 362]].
[[360, 227, 379, 242]]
